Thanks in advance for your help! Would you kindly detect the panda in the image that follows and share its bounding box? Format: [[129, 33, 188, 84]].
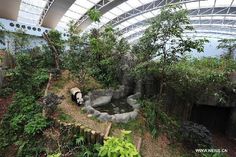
[[70, 87, 83, 105]]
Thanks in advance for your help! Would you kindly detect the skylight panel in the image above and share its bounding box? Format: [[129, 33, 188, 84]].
[[185, 1, 199, 10], [135, 15, 146, 21], [190, 17, 200, 20], [66, 11, 81, 20], [61, 16, 76, 23], [225, 16, 236, 20], [151, 9, 160, 16], [109, 8, 124, 16], [18, 17, 38, 25], [200, 0, 215, 8], [75, 0, 94, 9], [142, 12, 155, 18], [122, 26, 148, 38], [103, 12, 117, 20], [18, 0, 47, 25], [126, 0, 142, 8], [70, 5, 87, 15], [57, 0, 100, 31], [215, 0, 232, 7], [118, 3, 133, 12], [100, 17, 110, 24], [128, 18, 139, 25], [139, 0, 154, 4]]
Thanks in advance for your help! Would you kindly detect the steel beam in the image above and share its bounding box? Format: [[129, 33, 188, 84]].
[[41, 0, 76, 28]]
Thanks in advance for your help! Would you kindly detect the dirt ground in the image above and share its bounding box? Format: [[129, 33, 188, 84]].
[[50, 71, 110, 134], [213, 133, 236, 157]]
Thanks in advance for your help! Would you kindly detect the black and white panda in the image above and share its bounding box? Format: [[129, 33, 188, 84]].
[[70, 87, 83, 105]]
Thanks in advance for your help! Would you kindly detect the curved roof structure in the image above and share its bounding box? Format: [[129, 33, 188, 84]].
[[0, 0, 236, 41]]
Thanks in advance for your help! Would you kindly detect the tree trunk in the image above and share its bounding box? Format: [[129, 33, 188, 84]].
[[43, 33, 60, 69]]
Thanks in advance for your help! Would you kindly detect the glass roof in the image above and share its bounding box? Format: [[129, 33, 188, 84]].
[[18, 0, 48, 25], [56, 0, 100, 31], [81, 0, 236, 37], [10, 0, 236, 40]]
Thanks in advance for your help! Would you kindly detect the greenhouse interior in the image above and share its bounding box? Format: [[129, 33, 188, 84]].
[[0, 0, 236, 157]]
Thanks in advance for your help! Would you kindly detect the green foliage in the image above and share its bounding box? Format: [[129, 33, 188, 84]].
[[48, 153, 61, 157], [13, 29, 30, 53], [9, 52, 49, 96], [217, 38, 236, 59], [88, 9, 101, 22], [165, 58, 236, 105], [133, 4, 208, 97], [0, 92, 49, 149], [133, 4, 207, 63], [0, 22, 5, 46], [58, 112, 74, 122], [139, 99, 179, 138], [24, 113, 48, 135], [99, 130, 140, 157], [202, 152, 227, 157], [47, 29, 64, 52], [87, 27, 129, 87]]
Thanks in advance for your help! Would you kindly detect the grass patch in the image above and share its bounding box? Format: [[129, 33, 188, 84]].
[[112, 118, 146, 135], [51, 74, 70, 92], [58, 112, 75, 123]]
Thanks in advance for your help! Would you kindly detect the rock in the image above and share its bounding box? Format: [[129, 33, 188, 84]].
[[127, 98, 137, 106], [114, 113, 130, 123], [85, 100, 91, 107], [84, 106, 95, 114], [87, 114, 93, 118], [121, 109, 125, 113], [92, 96, 112, 107], [83, 95, 90, 101], [129, 111, 138, 119], [93, 110, 101, 117], [98, 113, 112, 122], [132, 103, 140, 109]]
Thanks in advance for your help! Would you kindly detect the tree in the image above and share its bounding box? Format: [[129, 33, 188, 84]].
[[134, 4, 207, 96], [13, 29, 30, 53], [217, 38, 236, 59], [0, 23, 5, 47], [43, 30, 64, 69]]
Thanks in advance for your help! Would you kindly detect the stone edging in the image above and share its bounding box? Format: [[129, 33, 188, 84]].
[[82, 87, 141, 123]]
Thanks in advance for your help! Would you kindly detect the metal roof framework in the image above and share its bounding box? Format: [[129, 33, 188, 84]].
[[12, 0, 236, 40]]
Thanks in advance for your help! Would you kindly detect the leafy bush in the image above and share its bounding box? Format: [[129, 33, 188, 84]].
[[0, 87, 13, 98], [88, 9, 101, 22], [202, 152, 227, 157], [180, 121, 213, 149], [48, 153, 61, 157], [42, 93, 62, 116], [24, 113, 48, 135], [165, 58, 236, 106], [99, 130, 140, 157], [139, 99, 179, 138], [0, 92, 48, 149]]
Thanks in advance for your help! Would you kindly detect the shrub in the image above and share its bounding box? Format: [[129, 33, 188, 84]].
[[24, 113, 48, 135], [42, 93, 62, 116], [0, 87, 13, 98], [99, 130, 140, 157], [140, 99, 179, 138], [180, 121, 213, 149]]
